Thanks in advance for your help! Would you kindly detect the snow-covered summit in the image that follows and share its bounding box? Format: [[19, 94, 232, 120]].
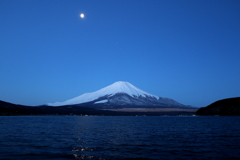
[[101, 81, 158, 98], [48, 81, 158, 106]]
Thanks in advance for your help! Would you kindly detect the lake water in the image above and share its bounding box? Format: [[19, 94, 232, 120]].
[[0, 116, 240, 160]]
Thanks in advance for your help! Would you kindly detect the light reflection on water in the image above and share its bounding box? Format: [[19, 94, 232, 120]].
[[73, 154, 94, 159], [0, 116, 240, 160]]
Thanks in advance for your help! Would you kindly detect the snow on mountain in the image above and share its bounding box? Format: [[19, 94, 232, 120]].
[[94, 99, 108, 104], [48, 81, 159, 106], [47, 81, 190, 109]]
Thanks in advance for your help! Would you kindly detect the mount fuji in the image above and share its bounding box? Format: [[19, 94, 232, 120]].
[[48, 81, 191, 109]]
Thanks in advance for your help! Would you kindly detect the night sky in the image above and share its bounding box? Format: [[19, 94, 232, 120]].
[[1, 0, 240, 107]]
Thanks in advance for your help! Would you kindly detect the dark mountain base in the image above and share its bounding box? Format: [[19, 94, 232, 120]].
[[0, 100, 196, 116], [74, 92, 191, 109], [196, 97, 240, 116]]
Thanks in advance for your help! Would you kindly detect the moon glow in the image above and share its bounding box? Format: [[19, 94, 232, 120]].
[[80, 13, 84, 18]]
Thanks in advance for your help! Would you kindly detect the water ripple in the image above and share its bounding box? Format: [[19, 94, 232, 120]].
[[0, 116, 240, 160]]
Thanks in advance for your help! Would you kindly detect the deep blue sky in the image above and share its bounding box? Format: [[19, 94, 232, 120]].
[[1, 0, 240, 107]]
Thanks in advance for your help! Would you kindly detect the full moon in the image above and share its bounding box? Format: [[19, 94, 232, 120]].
[[80, 13, 84, 18]]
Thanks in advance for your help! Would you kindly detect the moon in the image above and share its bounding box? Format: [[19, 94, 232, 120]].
[[80, 13, 84, 18]]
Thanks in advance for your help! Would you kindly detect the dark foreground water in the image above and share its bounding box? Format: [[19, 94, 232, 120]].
[[0, 116, 240, 160]]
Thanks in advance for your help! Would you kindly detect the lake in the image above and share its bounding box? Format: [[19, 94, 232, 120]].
[[0, 116, 240, 160]]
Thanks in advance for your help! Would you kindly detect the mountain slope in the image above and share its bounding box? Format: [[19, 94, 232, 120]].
[[48, 81, 157, 106], [48, 81, 189, 109]]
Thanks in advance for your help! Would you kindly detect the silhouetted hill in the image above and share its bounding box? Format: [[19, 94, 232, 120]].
[[196, 97, 240, 116], [0, 100, 113, 116], [0, 100, 32, 115], [0, 100, 29, 108]]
